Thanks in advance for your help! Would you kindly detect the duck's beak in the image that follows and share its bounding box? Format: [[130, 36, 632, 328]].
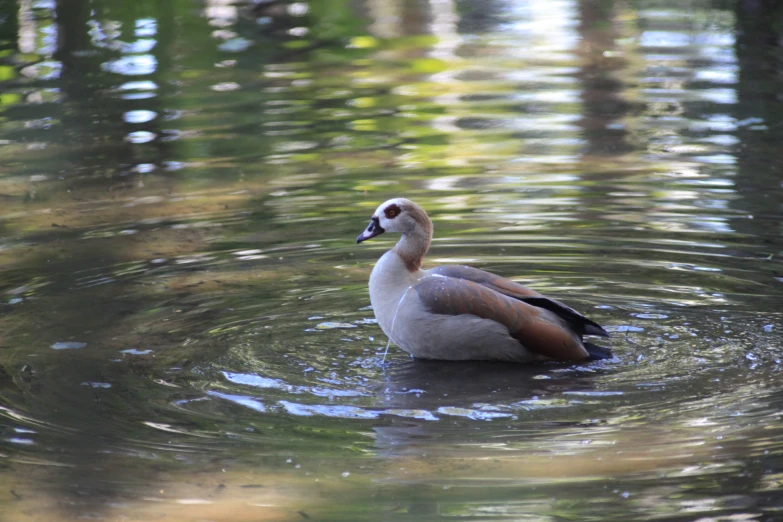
[[356, 216, 385, 243]]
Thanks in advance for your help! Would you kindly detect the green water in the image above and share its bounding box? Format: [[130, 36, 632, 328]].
[[1, 0, 782, 520]]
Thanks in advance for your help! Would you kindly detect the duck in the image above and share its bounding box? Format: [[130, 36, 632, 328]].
[[356, 198, 612, 362]]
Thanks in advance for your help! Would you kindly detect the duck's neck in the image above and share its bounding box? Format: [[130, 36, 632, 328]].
[[367, 229, 431, 310], [391, 228, 431, 273]]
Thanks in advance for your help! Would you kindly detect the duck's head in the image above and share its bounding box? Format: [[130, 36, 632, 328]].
[[356, 198, 431, 243]]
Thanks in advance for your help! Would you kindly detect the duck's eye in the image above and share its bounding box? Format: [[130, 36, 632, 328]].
[[384, 204, 401, 219]]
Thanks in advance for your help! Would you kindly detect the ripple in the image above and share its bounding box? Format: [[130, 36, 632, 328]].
[[211, 82, 240, 91], [50, 342, 87, 350], [102, 54, 157, 75], [126, 130, 156, 143], [207, 391, 266, 412], [124, 110, 157, 123]]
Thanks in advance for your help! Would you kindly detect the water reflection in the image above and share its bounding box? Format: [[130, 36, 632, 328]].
[[0, 0, 783, 520]]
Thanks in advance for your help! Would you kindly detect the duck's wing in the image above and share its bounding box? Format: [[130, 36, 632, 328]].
[[427, 265, 609, 338], [413, 275, 590, 361]]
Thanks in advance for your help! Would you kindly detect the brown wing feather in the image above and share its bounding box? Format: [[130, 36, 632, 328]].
[[413, 276, 589, 361], [427, 265, 609, 337]]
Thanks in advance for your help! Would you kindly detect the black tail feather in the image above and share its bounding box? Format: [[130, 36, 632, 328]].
[[584, 341, 613, 361], [518, 296, 610, 338]]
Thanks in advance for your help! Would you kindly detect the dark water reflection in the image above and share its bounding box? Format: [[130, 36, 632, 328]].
[[1, 0, 783, 520]]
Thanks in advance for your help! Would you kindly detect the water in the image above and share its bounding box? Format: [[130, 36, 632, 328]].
[[1, 0, 782, 520]]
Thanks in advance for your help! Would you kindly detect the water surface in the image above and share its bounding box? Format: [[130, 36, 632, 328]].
[[1, 0, 782, 520]]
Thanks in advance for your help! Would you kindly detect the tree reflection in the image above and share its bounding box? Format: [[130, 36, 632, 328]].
[[731, 0, 783, 242], [577, 0, 634, 157]]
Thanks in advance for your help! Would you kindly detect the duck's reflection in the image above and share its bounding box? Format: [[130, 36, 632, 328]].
[[380, 357, 602, 408], [372, 357, 606, 453]]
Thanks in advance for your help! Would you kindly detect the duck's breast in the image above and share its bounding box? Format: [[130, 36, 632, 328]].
[[368, 251, 421, 340]]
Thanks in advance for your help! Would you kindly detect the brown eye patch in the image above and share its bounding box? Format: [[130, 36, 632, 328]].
[[384, 204, 401, 219]]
